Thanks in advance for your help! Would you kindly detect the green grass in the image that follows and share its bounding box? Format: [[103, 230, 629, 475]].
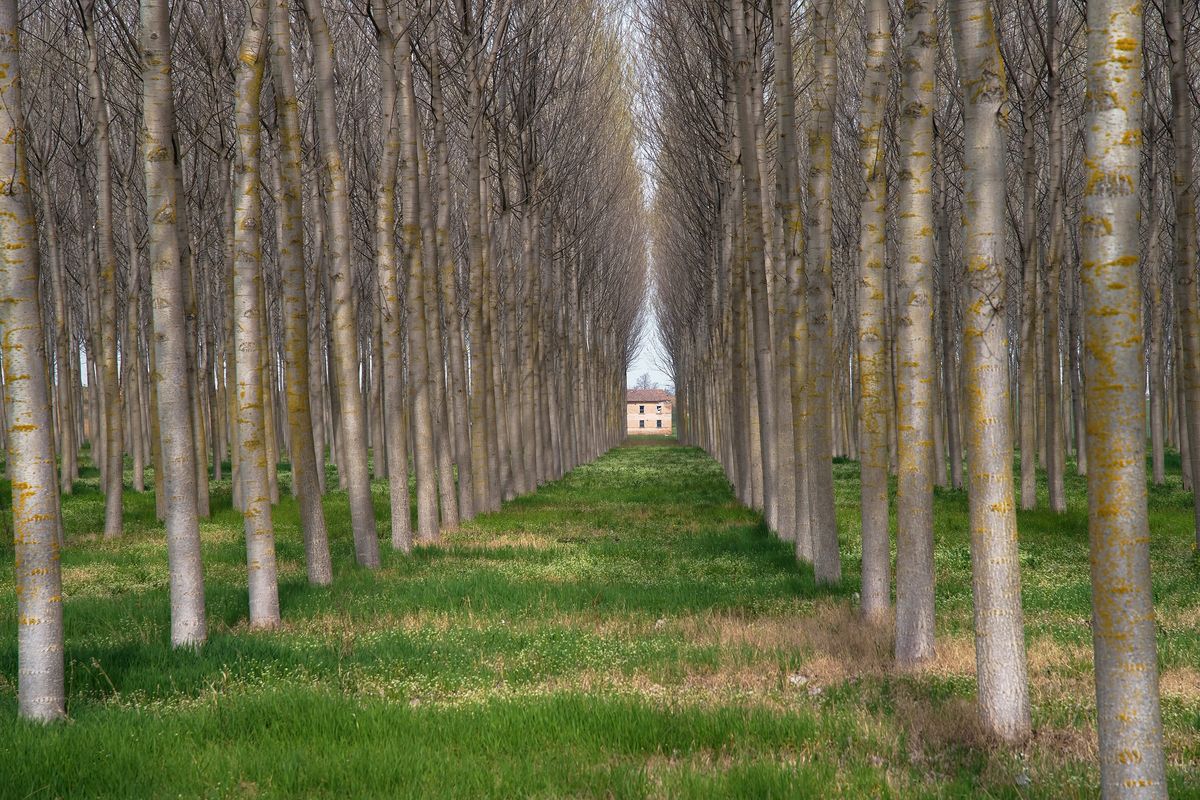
[[0, 442, 1197, 798]]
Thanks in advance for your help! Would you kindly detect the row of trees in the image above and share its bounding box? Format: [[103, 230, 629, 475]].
[[648, 0, 1187, 794], [3, 0, 645, 721]]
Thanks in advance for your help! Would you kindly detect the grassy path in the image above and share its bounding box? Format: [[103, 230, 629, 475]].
[[1, 440, 1197, 797]]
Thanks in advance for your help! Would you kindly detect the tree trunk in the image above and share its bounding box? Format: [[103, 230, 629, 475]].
[[1069, 263, 1087, 475], [232, 0, 281, 629], [396, 6, 439, 544], [1146, 145, 1166, 487], [0, 0, 66, 720], [1083, 1, 1167, 793], [949, 0, 1031, 742], [935, 140, 962, 490], [804, 0, 839, 583], [767, 0, 797, 543], [417, 134, 459, 530], [40, 182, 75, 495], [1017, 101, 1039, 511], [270, 0, 333, 584], [461, 2, 493, 514], [855, 0, 890, 622], [121, 167, 145, 494], [893, 0, 937, 668], [729, 0, 778, 545], [177, 182, 209, 518], [81, 0, 124, 540], [1167, 0, 1200, 548], [1042, 0, 1066, 512], [368, 0, 413, 552], [301, 0, 380, 568], [140, 0, 209, 646], [429, 32, 475, 521]]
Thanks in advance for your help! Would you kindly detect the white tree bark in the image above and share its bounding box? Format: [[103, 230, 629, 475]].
[[0, 0, 66, 720]]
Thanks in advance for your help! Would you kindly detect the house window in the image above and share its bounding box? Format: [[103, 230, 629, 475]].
[[639, 420, 645, 428], [656, 404, 662, 414], [639, 404, 645, 414], [656, 420, 662, 429]]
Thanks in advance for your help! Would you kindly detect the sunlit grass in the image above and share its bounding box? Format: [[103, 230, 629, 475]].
[[0, 442, 1196, 797]]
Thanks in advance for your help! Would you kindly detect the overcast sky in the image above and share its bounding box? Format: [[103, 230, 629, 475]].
[[626, 304, 673, 391], [621, 1, 672, 394]]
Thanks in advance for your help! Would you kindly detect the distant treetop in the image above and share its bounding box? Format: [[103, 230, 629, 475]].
[[626, 389, 672, 403]]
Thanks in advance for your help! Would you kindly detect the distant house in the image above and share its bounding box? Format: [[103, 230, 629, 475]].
[[626, 388, 673, 435]]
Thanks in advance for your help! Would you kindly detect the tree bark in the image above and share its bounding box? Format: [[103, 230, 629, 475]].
[[429, 29, 475, 521], [301, 0, 380, 568], [368, 0, 413, 552], [271, 0, 333, 585], [893, 0, 937, 668], [1043, 0, 1066, 512], [396, 6, 439, 544], [39, 181, 75, 494], [140, 0, 208, 646], [1083, 1, 1167, 793], [804, 0, 839, 583], [949, 0, 1032, 742], [855, 0, 890, 622], [81, 0, 123, 539], [1167, 0, 1200, 548], [0, 0, 66, 720], [233, 0, 281, 629], [729, 0, 778, 545]]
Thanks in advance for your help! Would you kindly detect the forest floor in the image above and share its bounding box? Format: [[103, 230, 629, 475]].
[[1, 438, 1198, 798]]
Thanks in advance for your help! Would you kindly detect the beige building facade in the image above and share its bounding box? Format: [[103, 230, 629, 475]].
[[626, 389, 673, 435]]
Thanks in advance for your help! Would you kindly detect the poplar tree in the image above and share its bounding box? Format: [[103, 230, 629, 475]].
[[950, 0, 1031, 742], [855, 0, 891, 622], [301, 0, 380, 569], [1081, 0, 1167, 792], [0, 0, 66, 721], [141, 0, 207, 646], [232, 0, 280, 629], [892, 0, 938, 668]]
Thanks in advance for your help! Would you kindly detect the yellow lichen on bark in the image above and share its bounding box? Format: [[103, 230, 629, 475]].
[[0, 0, 66, 721], [1079, 1, 1167, 796]]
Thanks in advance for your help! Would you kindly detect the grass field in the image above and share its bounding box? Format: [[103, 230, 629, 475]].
[[1, 438, 1197, 798]]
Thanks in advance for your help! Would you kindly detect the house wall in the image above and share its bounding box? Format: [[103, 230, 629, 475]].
[[626, 401, 673, 434]]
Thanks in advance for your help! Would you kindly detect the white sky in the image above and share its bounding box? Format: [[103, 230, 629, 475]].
[[620, 1, 673, 394], [626, 303, 672, 391]]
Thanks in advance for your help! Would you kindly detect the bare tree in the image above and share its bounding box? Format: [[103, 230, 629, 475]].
[[1080, 0, 1167, 793], [232, 0, 280, 629], [141, 0, 207, 646], [949, 0, 1031, 743], [0, 0, 66, 720], [892, 0, 938, 668]]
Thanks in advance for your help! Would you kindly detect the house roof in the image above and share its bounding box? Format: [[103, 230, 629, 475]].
[[627, 388, 673, 403]]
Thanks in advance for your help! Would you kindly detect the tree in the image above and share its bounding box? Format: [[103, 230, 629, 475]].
[[301, 0, 380, 569], [0, 0, 66, 721], [395, 1, 438, 546], [949, 0, 1031, 742], [1081, 0, 1167, 792], [271, 0, 332, 585], [232, 0, 280, 629], [892, 0, 938, 668], [141, 0, 208, 646], [1167, 0, 1200, 549], [728, 0, 778, 535], [1042, 0, 1067, 513], [80, 0, 124, 540], [855, 0, 890, 622], [805, 0, 839, 585], [368, 0, 412, 552]]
